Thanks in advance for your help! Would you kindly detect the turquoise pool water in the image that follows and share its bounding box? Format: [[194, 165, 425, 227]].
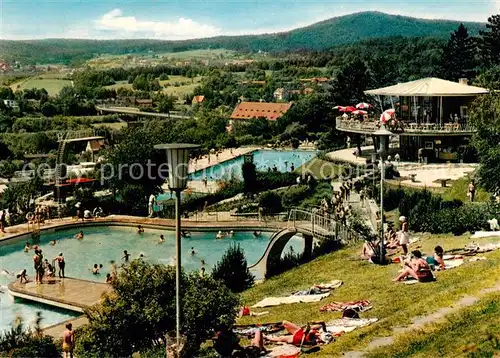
[[189, 149, 317, 181], [0, 226, 303, 331]]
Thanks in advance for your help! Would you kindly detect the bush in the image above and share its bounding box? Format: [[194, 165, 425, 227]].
[[259, 191, 283, 214], [75, 260, 239, 358], [211, 244, 254, 293], [0, 313, 60, 358], [281, 185, 310, 208]]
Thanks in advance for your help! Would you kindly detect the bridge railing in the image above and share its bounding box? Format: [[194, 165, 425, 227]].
[[288, 207, 336, 238]]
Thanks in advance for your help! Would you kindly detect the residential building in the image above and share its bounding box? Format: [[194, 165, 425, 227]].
[[192, 95, 205, 105], [3, 99, 20, 112], [230, 102, 293, 121]]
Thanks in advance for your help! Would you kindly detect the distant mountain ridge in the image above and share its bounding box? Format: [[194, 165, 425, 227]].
[[0, 11, 486, 64]]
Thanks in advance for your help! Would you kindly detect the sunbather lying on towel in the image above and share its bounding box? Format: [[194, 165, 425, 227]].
[[425, 245, 446, 270], [393, 250, 434, 283], [213, 324, 268, 358], [265, 320, 326, 346]]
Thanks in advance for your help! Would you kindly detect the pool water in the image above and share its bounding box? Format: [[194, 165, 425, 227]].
[[189, 149, 317, 181], [0, 226, 303, 331]]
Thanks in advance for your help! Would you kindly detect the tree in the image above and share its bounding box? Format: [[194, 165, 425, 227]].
[[212, 244, 255, 293], [40, 102, 59, 117], [132, 74, 150, 91], [75, 260, 239, 357], [157, 94, 176, 114], [241, 161, 257, 196], [441, 24, 477, 80], [103, 123, 171, 214], [330, 59, 371, 105], [469, 93, 500, 193], [259, 191, 283, 214], [480, 14, 500, 66]]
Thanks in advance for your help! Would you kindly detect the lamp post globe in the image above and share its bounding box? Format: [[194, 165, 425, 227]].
[[154, 143, 199, 355]]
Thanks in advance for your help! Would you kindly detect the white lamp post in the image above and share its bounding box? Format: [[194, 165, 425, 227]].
[[154, 143, 199, 355], [373, 124, 392, 264]]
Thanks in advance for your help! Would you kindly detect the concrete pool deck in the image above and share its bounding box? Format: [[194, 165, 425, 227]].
[[8, 277, 111, 313], [0, 214, 285, 245]]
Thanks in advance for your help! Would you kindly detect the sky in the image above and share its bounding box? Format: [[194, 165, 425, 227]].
[[1, 0, 499, 40]]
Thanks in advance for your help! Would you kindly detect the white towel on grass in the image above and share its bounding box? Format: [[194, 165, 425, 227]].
[[251, 292, 330, 308]]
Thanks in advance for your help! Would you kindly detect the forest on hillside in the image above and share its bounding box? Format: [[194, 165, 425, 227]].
[[0, 11, 486, 65]]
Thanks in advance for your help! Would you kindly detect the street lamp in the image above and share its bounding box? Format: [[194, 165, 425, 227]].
[[373, 124, 392, 264], [154, 143, 200, 355]]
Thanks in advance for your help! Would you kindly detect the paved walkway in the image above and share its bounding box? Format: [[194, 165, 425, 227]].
[[188, 147, 257, 174], [0, 215, 285, 244]]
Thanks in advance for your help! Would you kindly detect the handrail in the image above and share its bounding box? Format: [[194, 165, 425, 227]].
[[336, 118, 475, 134]]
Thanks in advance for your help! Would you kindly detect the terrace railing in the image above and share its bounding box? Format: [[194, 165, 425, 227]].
[[336, 118, 475, 135]]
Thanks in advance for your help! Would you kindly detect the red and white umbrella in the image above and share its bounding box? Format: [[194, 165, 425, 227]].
[[356, 102, 372, 109], [333, 105, 346, 110], [352, 110, 367, 115], [340, 106, 357, 113], [380, 108, 396, 123]]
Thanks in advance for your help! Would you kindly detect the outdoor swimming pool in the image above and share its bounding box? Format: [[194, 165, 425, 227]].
[[189, 149, 317, 181], [0, 225, 303, 331]]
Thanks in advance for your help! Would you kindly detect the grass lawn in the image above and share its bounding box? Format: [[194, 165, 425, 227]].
[[238, 234, 500, 356], [296, 158, 344, 180], [441, 177, 491, 202], [367, 293, 500, 357], [10, 77, 72, 96]]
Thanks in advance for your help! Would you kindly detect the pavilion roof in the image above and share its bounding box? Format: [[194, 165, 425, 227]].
[[365, 77, 489, 97]]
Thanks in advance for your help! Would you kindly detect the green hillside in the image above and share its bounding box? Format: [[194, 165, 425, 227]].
[[0, 11, 485, 65]]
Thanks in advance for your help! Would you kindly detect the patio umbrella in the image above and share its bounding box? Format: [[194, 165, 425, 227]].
[[380, 109, 395, 123], [352, 110, 367, 115], [340, 106, 357, 113], [356, 102, 372, 109]]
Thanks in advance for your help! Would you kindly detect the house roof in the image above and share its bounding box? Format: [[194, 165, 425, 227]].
[[87, 140, 104, 152], [230, 102, 293, 121], [135, 99, 153, 104], [365, 77, 489, 97], [192, 95, 205, 103], [301, 77, 329, 83]]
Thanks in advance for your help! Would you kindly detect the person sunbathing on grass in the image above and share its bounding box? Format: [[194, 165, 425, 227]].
[[361, 240, 380, 260], [392, 250, 434, 282], [213, 324, 267, 358], [265, 320, 326, 346], [425, 245, 446, 270]]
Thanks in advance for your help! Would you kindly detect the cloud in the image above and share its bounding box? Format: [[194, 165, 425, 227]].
[[94, 9, 222, 40]]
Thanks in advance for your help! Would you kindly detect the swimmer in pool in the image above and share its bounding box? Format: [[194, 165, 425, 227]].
[[50, 239, 56, 246], [137, 225, 144, 234], [191, 247, 195, 255], [75, 231, 84, 240], [159, 235, 165, 243], [216, 231, 223, 240], [24, 242, 31, 252], [122, 250, 130, 263], [181, 230, 191, 238], [92, 264, 100, 274], [253, 231, 262, 237]]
